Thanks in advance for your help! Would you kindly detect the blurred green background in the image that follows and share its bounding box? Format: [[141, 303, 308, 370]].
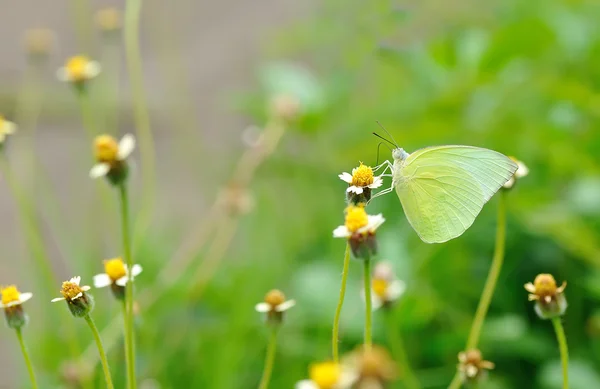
[[3, 0, 600, 388]]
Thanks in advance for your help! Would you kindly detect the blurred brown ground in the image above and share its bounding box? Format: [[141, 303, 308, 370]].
[[0, 0, 312, 387]]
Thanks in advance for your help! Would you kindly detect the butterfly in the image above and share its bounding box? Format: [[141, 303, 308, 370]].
[[374, 143, 518, 244]]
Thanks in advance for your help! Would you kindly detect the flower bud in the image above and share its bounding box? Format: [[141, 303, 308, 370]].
[[524, 274, 567, 320]]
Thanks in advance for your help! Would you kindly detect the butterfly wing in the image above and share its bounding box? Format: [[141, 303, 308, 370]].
[[394, 146, 518, 243]]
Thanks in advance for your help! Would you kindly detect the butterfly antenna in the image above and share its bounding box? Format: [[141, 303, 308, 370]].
[[376, 141, 393, 165], [375, 121, 399, 147], [372, 132, 396, 147]]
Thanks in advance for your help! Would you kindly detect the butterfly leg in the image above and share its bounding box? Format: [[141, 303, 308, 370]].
[[371, 185, 394, 200], [373, 160, 393, 174]]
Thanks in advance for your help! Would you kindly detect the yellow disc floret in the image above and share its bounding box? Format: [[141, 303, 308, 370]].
[[1, 285, 21, 305], [265, 289, 286, 308], [344, 205, 368, 233], [351, 162, 374, 187], [372, 279, 388, 299], [94, 135, 119, 163], [96, 8, 121, 31], [66, 56, 92, 81], [309, 361, 341, 389], [104, 258, 127, 281], [60, 281, 85, 301], [533, 274, 558, 297]]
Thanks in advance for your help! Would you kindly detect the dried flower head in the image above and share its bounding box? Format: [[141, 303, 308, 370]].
[[369, 262, 406, 310], [343, 345, 397, 388], [255, 289, 295, 325], [90, 134, 135, 185], [23, 28, 55, 58], [339, 162, 383, 204], [0, 115, 17, 146], [56, 55, 101, 85], [503, 157, 528, 189], [269, 93, 301, 123], [333, 205, 385, 260], [95, 8, 121, 32], [524, 273, 567, 319], [457, 349, 494, 384], [1, 285, 33, 329], [217, 181, 254, 216], [93, 258, 143, 300], [51, 276, 94, 317], [295, 361, 357, 389]]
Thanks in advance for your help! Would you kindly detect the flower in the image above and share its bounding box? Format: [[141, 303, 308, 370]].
[[503, 157, 528, 189], [524, 273, 567, 319], [23, 28, 55, 58], [1, 285, 33, 329], [269, 94, 301, 123], [93, 258, 143, 300], [369, 262, 406, 310], [295, 361, 357, 389], [339, 162, 383, 203], [457, 349, 494, 383], [95, 8, 121, 32], [333, 205, 385, 259], [343, 345, 397, 388], [89, 134, 135, 184], [0, 115, 17, 145], [255, 289, 295, 325], [57, 55, 101, 84], [51, 276, 94, 317]]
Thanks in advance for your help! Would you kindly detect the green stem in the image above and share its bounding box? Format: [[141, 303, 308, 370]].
[[363, 257, 373, 349], [332, 243, 351, 362], [124, 0, 156, 247], [552, 318, 569, 389], [15, 328, 38, 389], [258, 328, 279, 389], [466, 191, 507, 350], [386, 310, 420, 389], [77, 87, 97, 139], [449, 191, 507, 389], [84, 315, 115, 389], [119, 183, 136, 389]]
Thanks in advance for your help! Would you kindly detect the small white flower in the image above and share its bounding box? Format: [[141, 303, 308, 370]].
[[503, 158, 529, 189], [90, 134, 136, 179], [255, 289, 296, 313], [51, 276, 91, 302], [57, 56, 101, 82], [94, 257, 143, 288], [295, 361, 357, 389], [339, 162, 383, 195], [0, 286, 33, 308], [0, 116, 17, 144], [333, 213, 385, 239]]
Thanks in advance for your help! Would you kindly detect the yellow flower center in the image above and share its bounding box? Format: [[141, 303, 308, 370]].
[[1, 285, 21, 305], [309, 362, 341, 389], [104, 258, 127, 281], [344, 205, 368, 233], [372, 278, 388, 299], [60, 281, 85, 300], [351, 162, 375, 187], [533, 274, 557, 297], [66, 56, 91, 81], [94, 135, 119, 163], [96, 8, 121, 31], [265, 289, 286, 308]]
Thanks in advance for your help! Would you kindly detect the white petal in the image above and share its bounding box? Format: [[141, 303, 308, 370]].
[[347, 186, 364, 194], [72, 292, 83, 300], [516, 161, 529, 178], [369, 176, 384, 189], [115, 277, 128, 287], [117, 134, 136, 160], [275, 300, 296, 312], [56, 67, 71, 82], [85, 61, 101, 79], [295, 380, 319, 389], [255, 302, 271, 313], [130, 264, 143, 277], [51, 297, 66, 303], [466, 365, 478, 378], [3, 121, 17, 135], [333, 225, 351, 238], [386, 280, 406, 301], [18, 292, 33, 304], [81, 285, 91, 292], [371, 294, 383, 311], [338, 172, 353, 184], [70, 276, 81, 285], [90, 163, 110, 179], [93, 274, 112, 288], [357, 214, 385, 234], [336, 370, 359, 388], [116, 264, 144, 286], [503, 177, 515, 189]]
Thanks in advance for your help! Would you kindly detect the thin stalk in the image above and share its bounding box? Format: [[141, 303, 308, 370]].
[[118, 183, 136, 389], [386, 310, 420, 389], [84, 315, 115, 389], [15, 328, 38, 389], [363, 257, 373, 349], [258, 328, 279, 389], [552, 318, 569, 389], [466, 191, 507, 350], [448, 192, 507, 389], [332, 243, 351, 362], [124, 0, 156, 247], [77, 88, 97, 139]]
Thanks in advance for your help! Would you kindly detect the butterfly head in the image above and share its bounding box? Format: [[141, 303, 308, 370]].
[[392, 148, 409, 161]]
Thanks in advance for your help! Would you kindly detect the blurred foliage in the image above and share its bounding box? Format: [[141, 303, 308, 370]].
[[6, 0, 600, 388]]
